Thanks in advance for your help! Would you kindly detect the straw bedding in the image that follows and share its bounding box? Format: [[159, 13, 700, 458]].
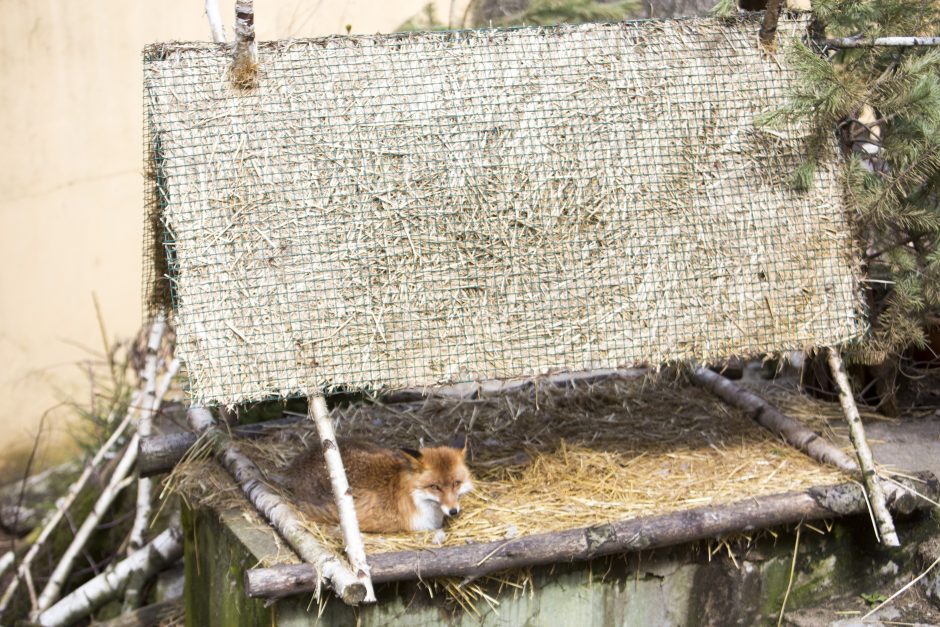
[[170, 374, 851, 561], [144, 15, 863, 406]]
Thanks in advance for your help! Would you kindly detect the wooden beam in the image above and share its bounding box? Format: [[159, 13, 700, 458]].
[[244, 474, 937, 600]]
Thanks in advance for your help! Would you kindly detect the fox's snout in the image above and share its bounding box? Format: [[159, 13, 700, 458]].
[[441, 503, 460, 517]]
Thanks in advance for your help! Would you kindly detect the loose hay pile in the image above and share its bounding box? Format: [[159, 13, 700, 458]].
[[144, 15, 864, 406], [171, 375, 850, 558]]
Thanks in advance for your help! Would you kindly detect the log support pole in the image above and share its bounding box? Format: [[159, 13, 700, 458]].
[[187, 407, 367, 605], [205, 0, 226, 43], [245, 473, 936, 600], [826, 349, 900, 547], [307, 396, 376, 602], [689, 365, 860, 473], [759, 0, 783, 47]]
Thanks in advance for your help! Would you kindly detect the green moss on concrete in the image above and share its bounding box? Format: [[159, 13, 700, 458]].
[[184, 503, 940, 626], [183, 505, 274, 627]]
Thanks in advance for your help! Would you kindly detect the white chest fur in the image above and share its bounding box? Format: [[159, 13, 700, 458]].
[[409, 490, 445, 531]]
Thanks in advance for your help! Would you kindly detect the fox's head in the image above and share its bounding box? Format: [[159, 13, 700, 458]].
[[401, 436, 473, 519]]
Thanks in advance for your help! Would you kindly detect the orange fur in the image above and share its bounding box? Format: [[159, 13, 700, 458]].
[[282, 439, 473, 533]]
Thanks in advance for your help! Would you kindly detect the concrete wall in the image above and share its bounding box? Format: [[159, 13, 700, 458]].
[[0, 0, 462, 476], [184, 505, 940, 626]]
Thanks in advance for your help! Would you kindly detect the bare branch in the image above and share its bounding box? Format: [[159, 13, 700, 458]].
[[36, 527, 182, 627], [827, 349, 900, 547], [308, 396, 375, 602]]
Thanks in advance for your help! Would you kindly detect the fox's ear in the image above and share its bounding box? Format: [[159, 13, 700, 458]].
[[448, 433, 467, 455], [399, 448, 423, 468]]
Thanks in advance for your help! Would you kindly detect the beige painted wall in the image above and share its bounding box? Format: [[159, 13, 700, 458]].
[[0, 0, 462, 476]]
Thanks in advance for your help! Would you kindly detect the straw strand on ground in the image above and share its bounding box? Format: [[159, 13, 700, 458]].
[[33, 435, 141, 617], [186, 406, 367, 605], [308, 395, 375, 603], [689, 365, 859, 473], [205, 0, 225, 43], [826, 349, 900, 547], [36, 526, 183, 627], [170, 375, 856, 559]]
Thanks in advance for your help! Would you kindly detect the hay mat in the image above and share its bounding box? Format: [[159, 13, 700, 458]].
[[144, 15, 863, 405], [171, 375, 853, 562]]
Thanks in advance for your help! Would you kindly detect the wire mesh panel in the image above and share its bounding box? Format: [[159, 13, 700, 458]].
[[143, 15, 864, 406]]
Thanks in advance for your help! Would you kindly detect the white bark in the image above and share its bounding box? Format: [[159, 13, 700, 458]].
[[234, 0, 256, 57], [33, 435, 141, 617], [689, 366, 860, 473], [308, 396, 375, 602], [827, 349, 900, 547], [824, 36, 940, 48], [0, 393, 140, 615], [128, 315, 168, 554], [36, 526, 182, 627], [232, 0, 258, 87], [187, 407, 367, 605], [205, 0, 226, 43]]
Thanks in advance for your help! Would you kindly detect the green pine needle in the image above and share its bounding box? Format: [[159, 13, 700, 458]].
[[790, 159, 817, 192], [708, 0, 738, 19]]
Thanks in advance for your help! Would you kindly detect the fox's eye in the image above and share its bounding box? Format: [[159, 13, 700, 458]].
[[428, 484, 440, 491], [453, 481, 461, 488]]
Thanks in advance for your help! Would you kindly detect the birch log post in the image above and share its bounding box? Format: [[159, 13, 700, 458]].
[[231, 0, 258, 88], [36, 526, 183, 627], [307, 396, 375, 602], [187, 407, 367, 605], [205, 0, 226, 43], [826, 349, 900, 547], [33, 436, 141, 617], [759, 0, 783, 47], [128, 314, 167, 554], [689, 366, 860, 473]]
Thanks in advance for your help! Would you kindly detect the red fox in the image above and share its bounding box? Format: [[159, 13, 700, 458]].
[[281, 437, 473, 533]]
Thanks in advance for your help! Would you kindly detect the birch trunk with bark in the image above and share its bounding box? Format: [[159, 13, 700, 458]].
[[308, 396, 375, 602], [689, 366, 859, 473], [187, 407, 367, 605], [205, 0, 226, 43], [36, 526, 183, 627], [32, 435, 141, 617], [128, 315, 167, 555]]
